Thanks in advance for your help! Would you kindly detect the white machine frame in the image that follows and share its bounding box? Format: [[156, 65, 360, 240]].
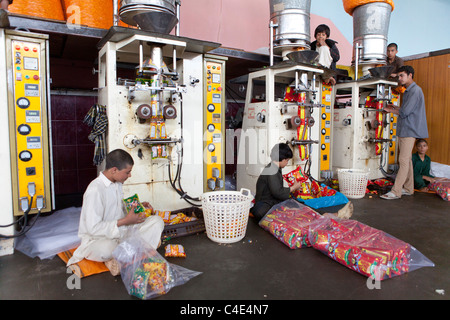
[[331, 78, 399, 180], [97, 29, 223, 210], [236, 63, 329, 193]]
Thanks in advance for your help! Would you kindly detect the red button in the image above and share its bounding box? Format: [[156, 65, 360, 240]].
[[24, 47, 29, 51], [33, 48, 38, 52], [15, 45, 20, 50], [33, 75, 39, 80]]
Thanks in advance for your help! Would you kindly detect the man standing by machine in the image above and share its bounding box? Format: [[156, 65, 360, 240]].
[[380, 66, 428, 200]]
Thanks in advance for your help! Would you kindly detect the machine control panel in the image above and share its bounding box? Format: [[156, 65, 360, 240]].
[[7, 34, 52, 216], [204, 57, 226, 191], [388, 90, 400, 164], [320, 83, 332, 171]]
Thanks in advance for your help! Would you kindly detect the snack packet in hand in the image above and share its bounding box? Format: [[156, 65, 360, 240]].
[[123, 194, 146, 214]]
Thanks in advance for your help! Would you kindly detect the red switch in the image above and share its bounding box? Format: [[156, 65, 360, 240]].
[[33, 75, 39, 80]]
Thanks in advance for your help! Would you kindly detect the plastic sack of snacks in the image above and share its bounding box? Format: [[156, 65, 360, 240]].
[[428, 179, 450, 201], [307, 217, 434, 280], [112, 235, 201, 299], [259, 199, 322, 249], [123, 194, 146, 215]]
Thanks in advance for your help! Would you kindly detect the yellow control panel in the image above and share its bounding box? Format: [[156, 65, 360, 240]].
[[320, 83, 332, 171], [388, 91, 400, 165], [7, 31, 52, 216], [203, 57, 227, 191]]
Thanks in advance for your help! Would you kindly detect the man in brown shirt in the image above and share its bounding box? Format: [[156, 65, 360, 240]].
[[386, 43, 404, 78], [0, 0, 12, 10]]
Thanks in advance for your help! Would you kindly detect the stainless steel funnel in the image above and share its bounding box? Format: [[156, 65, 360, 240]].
[[119, 0, 178, 34], [352, 2, 393, 65], [270, 0, 312, 55]]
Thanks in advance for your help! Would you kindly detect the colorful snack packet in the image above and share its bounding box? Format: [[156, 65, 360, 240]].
[[123, 194, 146, 214], [164, 244, 186, 258]]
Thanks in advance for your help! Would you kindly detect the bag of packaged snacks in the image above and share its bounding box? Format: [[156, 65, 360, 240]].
[[308, 217, 434, 280], [113, 234, 201, 299], [259, 199, 322, 249], [123, 194, 146, 215]]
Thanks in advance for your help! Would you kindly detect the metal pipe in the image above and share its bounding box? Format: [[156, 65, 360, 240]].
[[269, 21, 276, 66], [355, 44, 362, 80], [139, 40, 143, 74], [175, 0, 180, 36], [113, 0, 119, 26]]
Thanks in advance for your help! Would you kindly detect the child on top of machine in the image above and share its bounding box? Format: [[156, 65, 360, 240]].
[[66, 149, 164, 275], [310, 24, 340, 70], [310, 24, 340, 85]]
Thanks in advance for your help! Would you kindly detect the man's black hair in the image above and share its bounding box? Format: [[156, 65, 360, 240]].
[[314, 24, 330, 38], [415, 138, 428, 147], [387, 43, 398, 50], [270, 143, 293, 162], [397, 65, 415, 79], [105, 149, 134, 170]]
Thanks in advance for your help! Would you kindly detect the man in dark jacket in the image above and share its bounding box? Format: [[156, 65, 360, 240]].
[[252, 143, 302, 221]]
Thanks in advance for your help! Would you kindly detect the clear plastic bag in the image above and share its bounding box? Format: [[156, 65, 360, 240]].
[[259, 199, 322, 249], [15, 207, 81, 259], [112, 234, 201, 299], [307, 217, 435, 280]]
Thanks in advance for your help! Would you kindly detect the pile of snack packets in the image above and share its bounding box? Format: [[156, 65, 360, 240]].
[[123, 194, 199, 224], [130, 257, 169, 299], [283, 166, 336, 200], [259, 199, 434, 280]]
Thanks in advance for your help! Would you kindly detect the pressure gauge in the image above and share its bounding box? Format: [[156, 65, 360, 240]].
[[19, 150, 32, 162], [207, 143, 215, 152], [207, 124, 215, 132], [18, 124, 31, 135], [207, 104, 215, 112], [16, 97, 30, 109]]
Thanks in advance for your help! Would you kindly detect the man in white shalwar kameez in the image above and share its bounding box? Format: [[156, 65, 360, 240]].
[[67, 149, 164, 274]]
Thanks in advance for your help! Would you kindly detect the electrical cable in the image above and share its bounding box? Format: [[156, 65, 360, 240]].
[[379, 145, 398, 179], [0, 196, 43, 239], [0, 209, 42, 239], [166, 91, 201, 206]]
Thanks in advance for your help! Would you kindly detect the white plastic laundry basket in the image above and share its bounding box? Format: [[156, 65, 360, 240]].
[[338, 169, 369, 199], [201, 188, 253, 243]]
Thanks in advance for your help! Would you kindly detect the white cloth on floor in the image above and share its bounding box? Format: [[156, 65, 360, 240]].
[[67, 172, 164, 266], [431, 161, 450, 179]]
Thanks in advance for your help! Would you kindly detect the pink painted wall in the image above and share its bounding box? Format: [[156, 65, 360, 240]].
[[179, 0, 352, 66]]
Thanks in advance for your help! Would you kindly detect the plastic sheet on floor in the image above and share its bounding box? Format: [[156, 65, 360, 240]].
[[15, 207, 81, 259]]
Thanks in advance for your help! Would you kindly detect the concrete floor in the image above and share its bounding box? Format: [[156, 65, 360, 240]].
[[0, 191, 449, 302]]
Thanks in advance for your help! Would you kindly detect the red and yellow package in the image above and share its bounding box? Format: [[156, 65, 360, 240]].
[[164, 244, 186, 258], [283, 166, 308, 186]]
